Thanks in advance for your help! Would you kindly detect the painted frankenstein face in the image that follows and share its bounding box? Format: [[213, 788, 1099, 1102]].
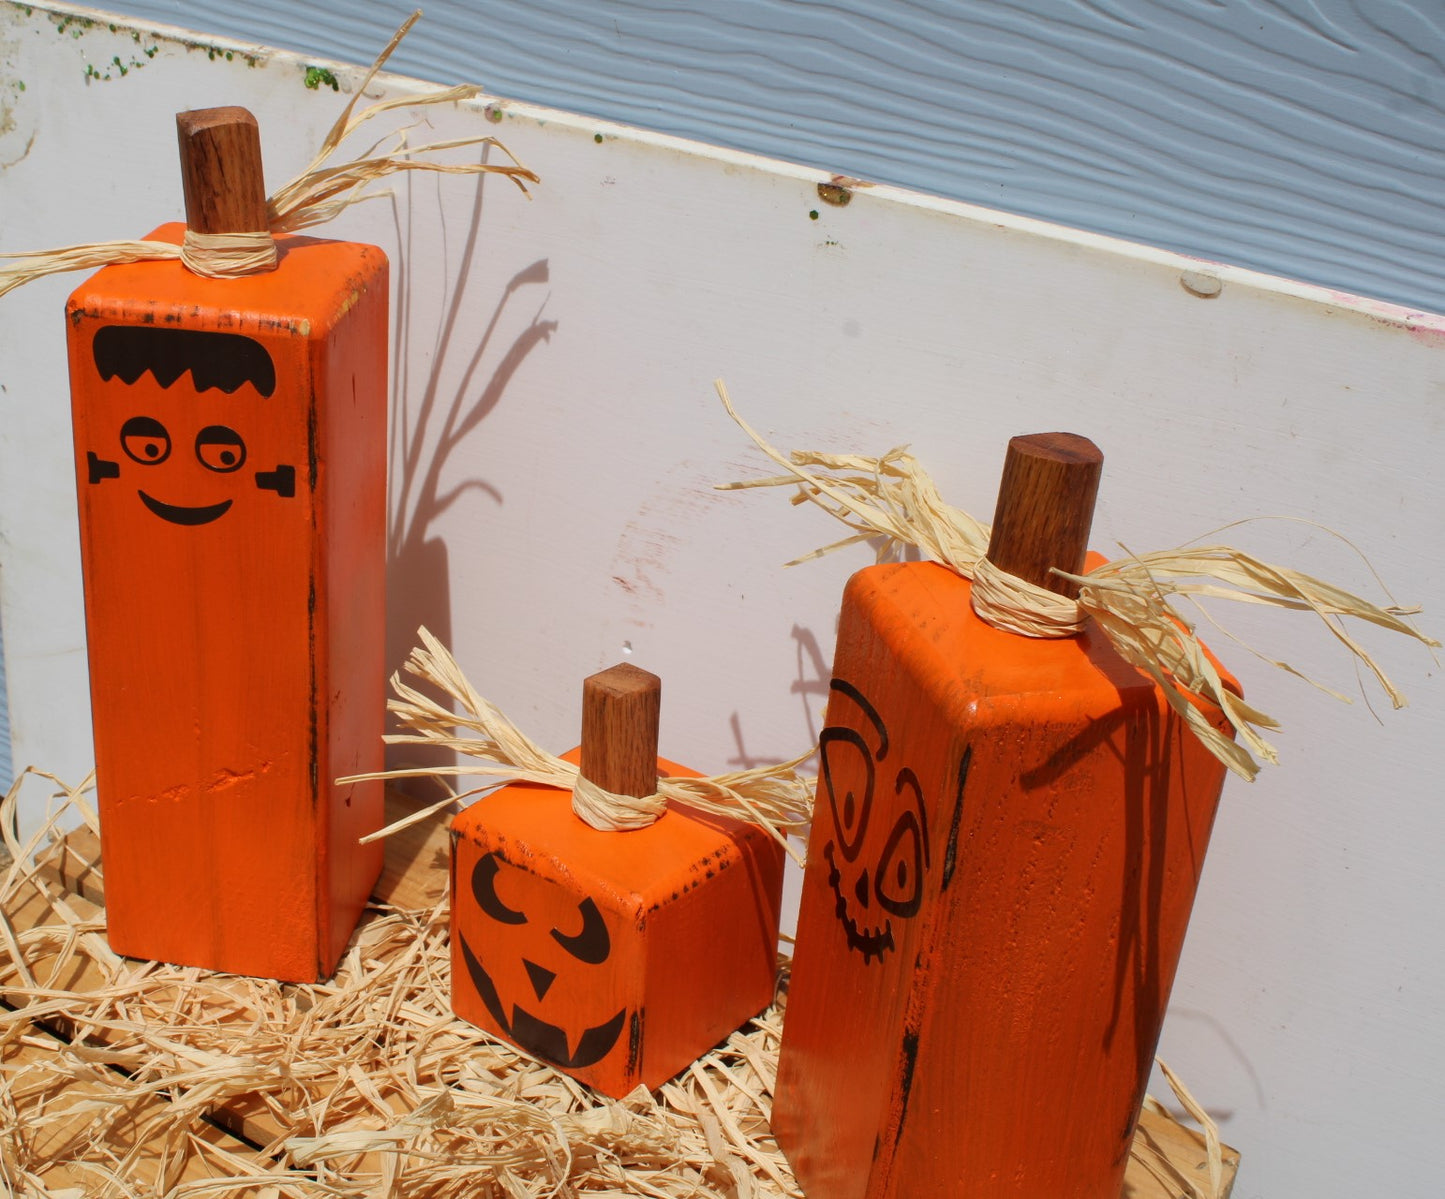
[[84, 325, 295, 525]]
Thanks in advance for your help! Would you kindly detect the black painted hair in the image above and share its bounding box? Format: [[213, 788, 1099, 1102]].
[[92, 325, 276, 397]]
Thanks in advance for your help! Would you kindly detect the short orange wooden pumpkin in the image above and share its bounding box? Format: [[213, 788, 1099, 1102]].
[[450, 664, 785, 1096]]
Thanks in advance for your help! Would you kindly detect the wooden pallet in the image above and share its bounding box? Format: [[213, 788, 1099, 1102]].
[[1, 792, 1237, 1197]]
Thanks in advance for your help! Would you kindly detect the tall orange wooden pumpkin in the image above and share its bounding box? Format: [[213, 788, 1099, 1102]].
[[772, 435, 1232, 1198], [64, 109, 385, 981], [450, 664, 785, 1097]]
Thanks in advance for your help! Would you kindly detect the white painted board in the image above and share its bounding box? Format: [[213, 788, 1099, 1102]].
[[93, 0, 1445, 316], [1, 5, 1443, 1196]]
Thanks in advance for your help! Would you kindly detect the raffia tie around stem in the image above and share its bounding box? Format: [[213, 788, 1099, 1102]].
[[342, 628, 814, 862], [0, 11, 539, 298], [715, 380, 1439, 782]]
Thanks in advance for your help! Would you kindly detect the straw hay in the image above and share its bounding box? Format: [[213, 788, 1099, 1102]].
[[1, 769, 1228, 1197], [0, 769, 795, 1198], [347, 628, 813, 859], [715, 380, 1438, 781]]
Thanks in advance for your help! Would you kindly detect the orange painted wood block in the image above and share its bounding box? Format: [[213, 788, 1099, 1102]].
[[450, 669, 784, 1097], [772, 436, 1232, 1198], [63, 110, 386, 981]]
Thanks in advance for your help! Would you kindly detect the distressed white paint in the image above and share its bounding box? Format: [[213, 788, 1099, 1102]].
[[0, 5, 1443, 1197]]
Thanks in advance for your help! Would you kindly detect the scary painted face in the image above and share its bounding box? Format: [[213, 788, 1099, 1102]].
[[819, 679, 933, 964], [459, 851, 628, 1069], [84, 325, 296, 525]]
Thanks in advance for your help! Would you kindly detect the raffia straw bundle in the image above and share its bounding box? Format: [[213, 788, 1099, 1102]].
[[0, 768, 795, 1197], [345, 628, 813, 861], [715, 381, 1438, 781], [0, 11, 539, 299], [1, 769, 1224, 1198]]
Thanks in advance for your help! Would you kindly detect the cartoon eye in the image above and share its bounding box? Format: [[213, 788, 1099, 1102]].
[[551, 897, 611, 964], [120, 416, 171, 465], [876, 769, 930, 917], [821, 725, 875, 863], [472, 853, 527, 925], [195, 425, 247, 473]]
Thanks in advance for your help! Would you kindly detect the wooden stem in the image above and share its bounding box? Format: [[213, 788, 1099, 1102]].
[[580, 663, 662, 798], [176, 107, 270, 235], [985, 432, 1103, 599]]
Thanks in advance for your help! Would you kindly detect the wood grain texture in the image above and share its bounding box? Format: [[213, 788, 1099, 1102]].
[[986, 432, 1102, 597], [175, 106, 268, 235], [93, 0, 1445, 315], [580, 662, 662, 798]]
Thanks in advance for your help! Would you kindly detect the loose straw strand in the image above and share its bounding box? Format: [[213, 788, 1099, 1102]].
[[343, 628, 813, 863], [0, 10, 539, 298], [716, 379, 1437, 782]]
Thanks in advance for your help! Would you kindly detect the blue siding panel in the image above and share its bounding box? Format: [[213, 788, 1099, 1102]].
[[103, 0, 1445, 314]]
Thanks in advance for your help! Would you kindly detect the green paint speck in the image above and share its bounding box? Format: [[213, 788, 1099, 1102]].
[[304, 66, 339, 91], [16, 81, 24, 92], [486, 107, 503, 123], [594, 132, 603, 143], [809, 210, 820, 221]]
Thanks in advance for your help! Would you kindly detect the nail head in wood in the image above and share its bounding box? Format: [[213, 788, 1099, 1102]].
[[176, 106, 270, 236], [580, 663, 662, 799], [985, 432, 1103, 599]]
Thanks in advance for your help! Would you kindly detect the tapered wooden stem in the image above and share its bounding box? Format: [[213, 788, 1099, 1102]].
[[580, 663, 662, 797], [176, 107, 270, 235], [985, 432, 1103, 599]]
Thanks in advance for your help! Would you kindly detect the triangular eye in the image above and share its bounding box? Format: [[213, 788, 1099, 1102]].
[[552, 897, 610, 963], [876, 768, 930, 918], [821, 726, 874, 864], [472, 852, 527, 925]]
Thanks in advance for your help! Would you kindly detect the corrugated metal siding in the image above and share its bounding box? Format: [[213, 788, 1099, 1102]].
[[104, 0, 1445, 314]]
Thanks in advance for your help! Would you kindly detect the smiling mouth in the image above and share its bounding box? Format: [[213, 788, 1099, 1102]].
[[138, 491, 233, 526], [460, 937, 626, 1068], [825, 840, 896, 964]]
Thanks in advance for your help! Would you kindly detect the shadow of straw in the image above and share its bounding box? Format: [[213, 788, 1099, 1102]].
[[383, 166, 557, 790]]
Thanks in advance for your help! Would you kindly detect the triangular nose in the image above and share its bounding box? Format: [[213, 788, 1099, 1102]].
[[524, 959, 557, 1001]]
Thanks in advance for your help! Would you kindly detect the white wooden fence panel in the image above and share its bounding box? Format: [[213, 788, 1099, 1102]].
[[1, 5, 1442, 1195]]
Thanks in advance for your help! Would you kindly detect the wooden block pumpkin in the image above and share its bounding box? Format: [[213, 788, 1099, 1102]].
[[771, 435, 1233, 1198], [64, 109, 385, 980], [450, 664, 785, 1096]]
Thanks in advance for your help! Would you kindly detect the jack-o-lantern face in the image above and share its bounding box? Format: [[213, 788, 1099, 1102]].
[[459, 851, 627, 1069], [820, 679, 932, 963]]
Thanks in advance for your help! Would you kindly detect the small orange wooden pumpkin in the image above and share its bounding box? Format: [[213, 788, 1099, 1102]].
[[66, 109, 385, 980], [772, 435, 1233, 1198], [450, 664, 785, 1096]]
